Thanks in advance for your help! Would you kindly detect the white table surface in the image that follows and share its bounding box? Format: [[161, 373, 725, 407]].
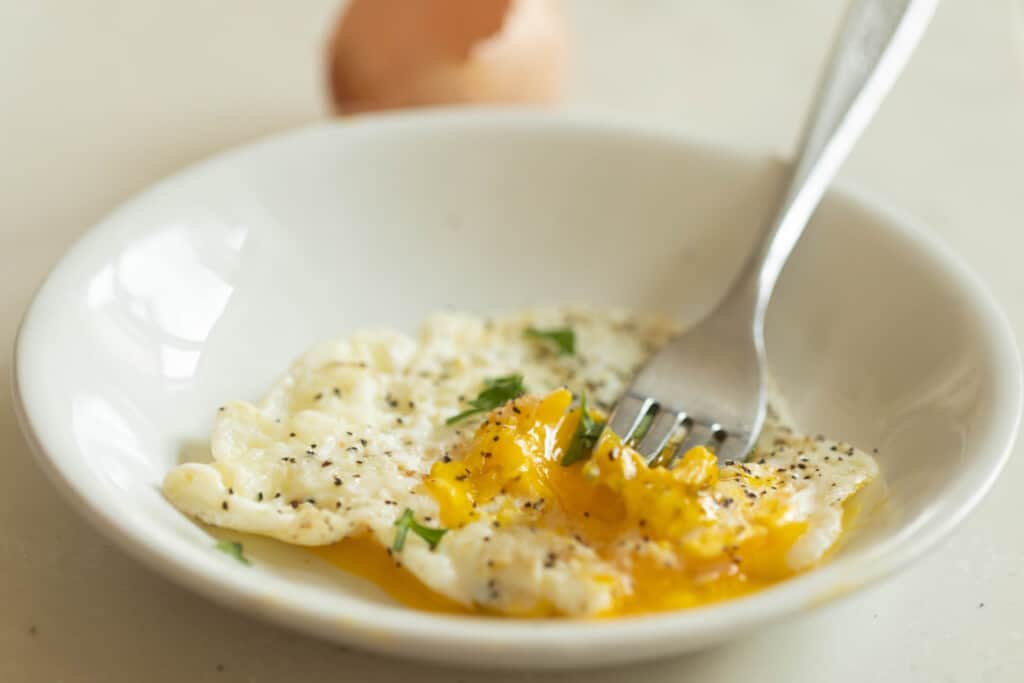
[[2, 1, 1023, 680]]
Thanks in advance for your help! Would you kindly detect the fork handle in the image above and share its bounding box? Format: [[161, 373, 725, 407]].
[[736, 0, 937, 319]]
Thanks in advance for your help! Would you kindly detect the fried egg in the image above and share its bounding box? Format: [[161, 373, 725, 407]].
[[163, 309, 878, 617]]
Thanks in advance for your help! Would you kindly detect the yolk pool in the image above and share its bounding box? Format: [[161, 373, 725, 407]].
[[315, 389, 817, 616], [309, 536, 471, 615]]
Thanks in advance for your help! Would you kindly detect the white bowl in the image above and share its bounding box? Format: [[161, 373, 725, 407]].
[[13, 111, 1021, 669]]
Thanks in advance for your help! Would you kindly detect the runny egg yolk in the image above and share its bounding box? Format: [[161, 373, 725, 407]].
[[320, 390, 816, 616], [309, 535, 473, 615], [426, 389, 809, 614]]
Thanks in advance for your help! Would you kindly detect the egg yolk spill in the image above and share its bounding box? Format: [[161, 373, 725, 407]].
[[309, 536, 471, 615], [316, 389, 828, 616]]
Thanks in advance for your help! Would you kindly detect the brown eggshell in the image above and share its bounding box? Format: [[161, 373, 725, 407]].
[[326, 0, 567, 113]]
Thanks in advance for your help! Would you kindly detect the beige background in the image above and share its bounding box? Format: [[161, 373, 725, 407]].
[[2, 1, 1023, 680]]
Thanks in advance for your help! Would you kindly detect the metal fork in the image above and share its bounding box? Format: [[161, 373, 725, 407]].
[[607, 0, 937, 466]]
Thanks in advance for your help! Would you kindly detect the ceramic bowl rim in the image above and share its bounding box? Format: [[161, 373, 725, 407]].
[[11, 109, 1022, 667]]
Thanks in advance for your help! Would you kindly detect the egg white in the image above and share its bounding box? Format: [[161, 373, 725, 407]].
[[164, 308, 877, 615]]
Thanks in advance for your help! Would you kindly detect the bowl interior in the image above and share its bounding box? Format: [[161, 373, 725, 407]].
[[15, 113, 1019, 668]]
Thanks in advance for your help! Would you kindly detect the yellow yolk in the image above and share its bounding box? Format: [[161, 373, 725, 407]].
[[310, 535, 472, 615], [424, 389, 810, 614], [317, 390, 818, 616]]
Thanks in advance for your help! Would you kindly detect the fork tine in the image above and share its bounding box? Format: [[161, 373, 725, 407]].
[[605, 395, 654, 443], [664, 422, 718, 468], [634, 410, 686, 464], [714, 433, 753, 464]]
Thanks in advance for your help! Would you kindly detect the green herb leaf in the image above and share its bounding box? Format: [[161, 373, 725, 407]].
[[445, 374, 526, 425], [561, 392, 605, 466], [393, 508, 448, 552], [525, 327, 575, 355], [215, 539, 250, 565]]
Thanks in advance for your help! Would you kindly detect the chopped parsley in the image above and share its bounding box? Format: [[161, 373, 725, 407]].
[[214, 539, 250, 565], [445, 374, 526, 424], [561, 392, 605, 466], [524, 326, 575, 355], [392, 508, 448, 551]]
